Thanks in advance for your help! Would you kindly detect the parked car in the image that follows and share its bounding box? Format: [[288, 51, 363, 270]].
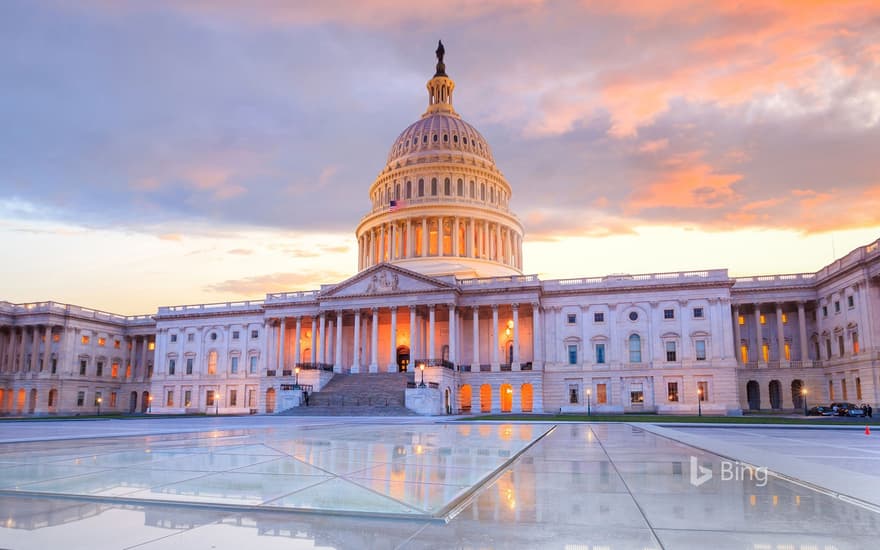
[[807, 406, 834, 416], [831, 402, 865, 417]]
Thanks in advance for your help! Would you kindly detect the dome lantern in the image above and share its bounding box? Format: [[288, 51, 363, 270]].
[[425, 40, 457, 117]]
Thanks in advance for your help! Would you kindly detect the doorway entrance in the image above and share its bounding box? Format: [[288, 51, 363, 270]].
[[396, 346, 410, 372]]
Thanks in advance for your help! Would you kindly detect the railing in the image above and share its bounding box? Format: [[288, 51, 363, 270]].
[[158, 300, 264, 315], [0, 301, 155, 325], [520, 362, 533, 371], [543, 269, 729, 291], [500, 363, 512, 371], [411, 358, 454, 369], [733, 273, 817, 288], [480, 364, 491, 372], [264, 290, 320, 304], [459, 364, 471, 372], [282, 370, 292, 377], [295, 362, 335, 371], [266, 370, 276, 377], [361, 195, 518, 218], [458, 274, 540, 287], [406, 381, 440, 389]]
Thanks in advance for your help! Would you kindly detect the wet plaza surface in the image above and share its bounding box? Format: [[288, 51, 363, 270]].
[[1, 417, 878, 549]]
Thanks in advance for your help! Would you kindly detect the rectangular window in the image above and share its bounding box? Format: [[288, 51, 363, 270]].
[[762, 344, 769, 362], [52, 333, 60, 342], [663, 309, 674, 320], [79, 360, 87, 376], [81, 335, 90, 345], [114, 339, 121, 349], [780, 313, 787, 324], [96, 361, 103, 377], [168, 359, 176, 375], [207, 351, 217, 375], [696, 340, 707, 361], [568, 384, 579, 404], [842, 379, 848, 400], [822, 305, 828, 317], [111, 363, 119, 378], [231, 356, 239, 374], [693, 307, 704, 319], [232, 331, 240, 340], [51, 358, 57, 374], [594, 312, 604, 323], [567, 313, 577, 324], [206, 390, 215, 407], [148, 341, 155, 351], [667, 382, 679, 402], [630, 390, 644, 404], [853, 332, 860, 354], [784, 342, 791, 361], [249, 356, 257, 374], [166, 390, 174, 407], [77, 391, 85, 407], [568, 345, 578, 365], [170, 334, 177, 343], [838, 335, 845, 357], [759, 314, 766, 325], [847, 295, 855, 308], [835, 301, 841, 313], [229, 389, 237, 407], [666, 341, 677, 362], [186, 358, 193, 375], [826, 340, 832, 360], [94, 391, 102, 406], [740, 345, 749, 363], [98, 337, 106, 347], [184, 390, 192, 407], [109, 392, 117, 408], [828, 380, 834, 401], [251, 330, 259, 339], [125, 364, 131, 378], [697, 381, 709, 401], [629, 337, 641, 363], [857, 377, 862, 400], [738, 315, 745, 325], [596, 383, 607, 404], [595, 343, 606, 364], [187, 333, 194, 342]]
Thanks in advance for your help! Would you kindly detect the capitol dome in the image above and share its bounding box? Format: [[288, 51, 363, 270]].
[[355, 41, 523, 279]]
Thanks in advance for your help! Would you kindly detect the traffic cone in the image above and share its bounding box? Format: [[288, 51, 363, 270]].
[[866, 426, 871, 436]]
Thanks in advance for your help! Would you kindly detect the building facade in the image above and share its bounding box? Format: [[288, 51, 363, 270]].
[[2, 46, 879, 417]]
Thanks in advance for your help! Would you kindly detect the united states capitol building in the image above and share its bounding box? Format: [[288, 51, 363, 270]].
[[2, 45, 879, 418]]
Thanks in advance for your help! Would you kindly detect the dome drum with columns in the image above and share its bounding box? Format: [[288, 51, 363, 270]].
[[356, 41, 524, 279]]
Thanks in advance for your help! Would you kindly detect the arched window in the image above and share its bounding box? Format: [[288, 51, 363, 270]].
[[431, 178, 438, 196], [443, 134, 448, 142], [629, 334, 642, 363], [422, 135, 427, 144], [453, 135, 459, 143], [457, 178, 464, 196], [463, 136, 469, 145], [444, 178, 451, 195], [433, 134, 438, 143], [405, 181, 412, 199], [418, 179, 425, 197]]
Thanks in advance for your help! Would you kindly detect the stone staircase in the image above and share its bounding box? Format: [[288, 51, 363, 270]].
[[278, 372, 418, 416]]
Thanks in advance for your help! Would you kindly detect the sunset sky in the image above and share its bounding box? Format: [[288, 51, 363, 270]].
[[2, 1, 879, 314]]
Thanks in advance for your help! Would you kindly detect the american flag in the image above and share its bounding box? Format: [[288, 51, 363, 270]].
[[389, 200, 406, 212]]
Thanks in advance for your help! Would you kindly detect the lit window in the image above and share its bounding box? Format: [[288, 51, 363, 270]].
[[594, 312, 604, 323], [784, 342, 791, 360], [568, 385, 579, 404], [114, 339, 121, 349], [208, 351, 217, 375], [667, 382, 679, 402], [52, 333, 60, 342], [781, 313, 788, 324], [762, 344, 769, 362], [697, 381, 709, 401], [853, 332, 860, 354], [759, 315, 766, 325], [738, 315, 745, 325], [664, 309, 674, 320], [111, 363, 119, 378], [596, 384, 607, 404], [696, 340, 707, 361], [184, 390, 192, 407], [148, 341, 155, 351], [81, 335, 90, 345], [630, 389, 644, 404], [693, 308, 704, 319], [98, 337, 106, 347], [206, 390, 216, 407], [166, 391, 174, 407]]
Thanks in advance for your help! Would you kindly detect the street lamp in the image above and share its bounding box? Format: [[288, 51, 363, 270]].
[[96, 396, 102, 416], [294, 366, 300, 389], [802, 387, 808, 416], [419, 363, 426, 387], [586, 388, 592, 417], [697, 388, 703, 417], [215, 393, 221, 416], [147, 394, 153, 413]]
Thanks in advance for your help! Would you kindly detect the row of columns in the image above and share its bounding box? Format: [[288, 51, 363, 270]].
[[358, 216, 522, 270], [269, 303, 540, 374], [0, 325, 55, 375], [733, 302, 811, 364]]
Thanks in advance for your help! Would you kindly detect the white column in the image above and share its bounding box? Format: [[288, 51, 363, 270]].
[[753, 305, 763, 363], [797, 302, 809, 362], [448, 304, 457, 366], [351, 310, 361, 372], [512, 303, 520, 368], [466, 218, 474, 257], [491, 305, 499, 368], [317, 312, 326, 364], [406, 219, 413, 258], [370, 307, 379, 372], [335, 311, 343, 373], [472, 306, 480, 368], [409, 306, 417, 372], [733, 305, 742, 363], [776, 303, 786, 362], [294, 317, 302, 365], [279, 318, 286, 372], [379, 224, 386, 263], [453, 217, 459, 257], [388, 307, 398, 372], [429, 305, 436, 359], [326, 318, 334, 365], [421, 217, 428, 257], [532, 303, 541, 366], [438, 216, 444, 257], [310, 316, 317, 364]]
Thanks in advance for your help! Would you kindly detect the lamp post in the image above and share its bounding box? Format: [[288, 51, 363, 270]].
[[419, 363, 426, 388], [697, 388, 703, 417], [96, 396, 102, 416], [294, 366, 300, 389], [215, 393, 221, 416], [586, 388, 592, 417], [147, 394, 153, 413], [802, 387, 808, 416]]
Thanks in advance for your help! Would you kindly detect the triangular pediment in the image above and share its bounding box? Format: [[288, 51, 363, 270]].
[[321, 263, 456, 298]]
